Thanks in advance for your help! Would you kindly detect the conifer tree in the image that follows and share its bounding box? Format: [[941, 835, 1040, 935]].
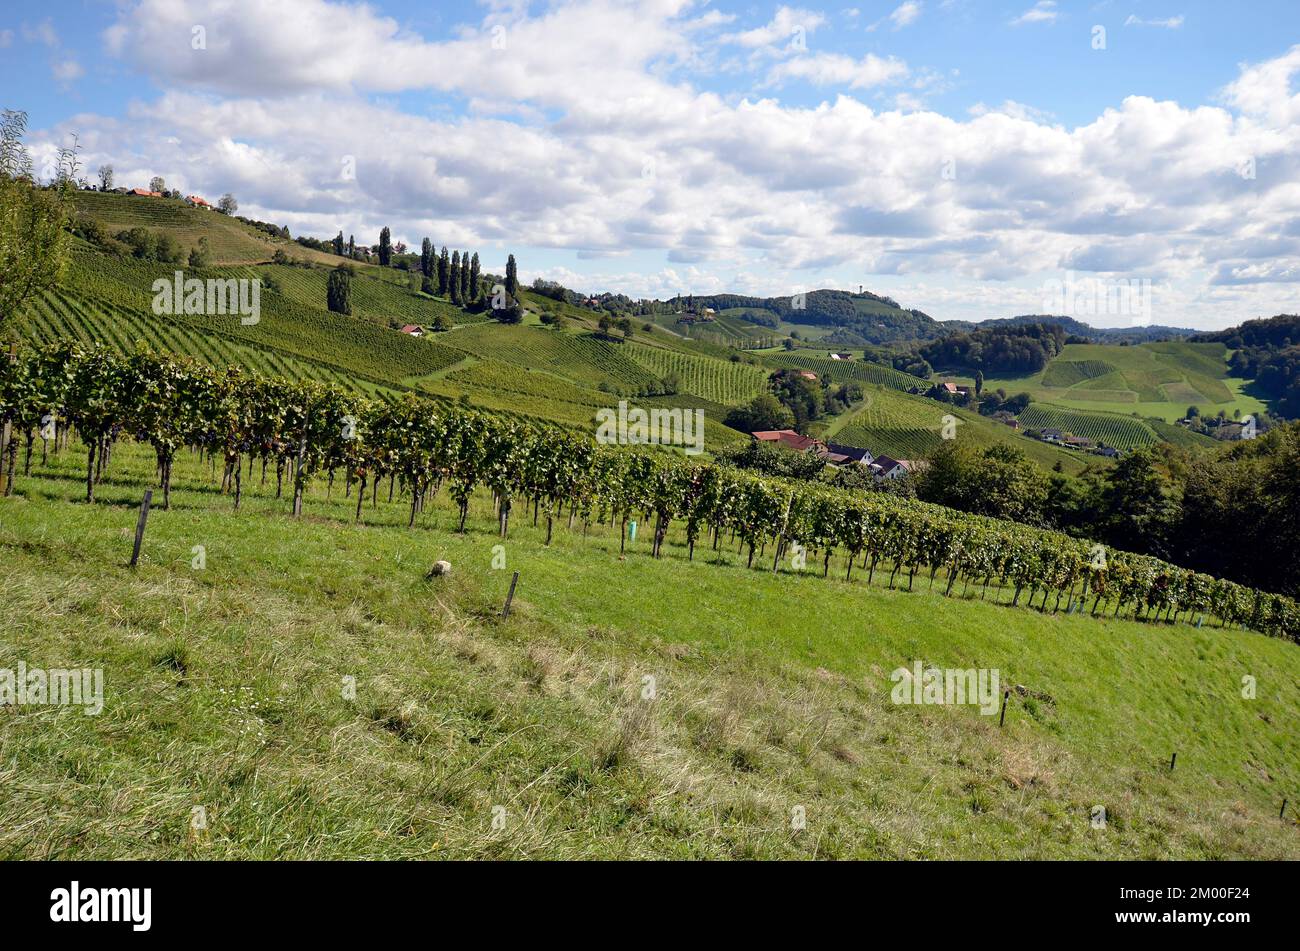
[[420, 238, 433, 278], [505, 253, 519, 298]]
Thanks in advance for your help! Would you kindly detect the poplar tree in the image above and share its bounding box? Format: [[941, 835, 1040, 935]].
[[450, 251, 462, 305], [420, 238, 433, 278], [505, 253, 519, 298], [378, 226, 392, 267], [438, 246, 450, 295], [468, 252, 480, 303]]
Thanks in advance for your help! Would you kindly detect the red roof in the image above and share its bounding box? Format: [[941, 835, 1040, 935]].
[[752, 429, 825, 453], [399, 324, 424, 334], [940, 382, 958, 393], [799, 371, 818, 381]]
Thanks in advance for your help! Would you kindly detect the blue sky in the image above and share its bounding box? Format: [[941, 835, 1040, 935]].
[[5, 1, 1300, 327]]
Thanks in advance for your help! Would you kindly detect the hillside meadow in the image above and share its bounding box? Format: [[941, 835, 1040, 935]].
[[2, 438, 1298, 859]]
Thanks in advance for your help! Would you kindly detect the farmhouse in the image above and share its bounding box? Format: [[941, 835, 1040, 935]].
[[1040, 428, 1064, 443], [870, 456, 921, 481], [399, 324, 425, 337], [186, 195, 212, 208], [752, 429, 826, 453], [1064, 434, 1095, 449], [130, 188, 163, 198], [798, 371, 818, 382], [825, 441, 874, 466], [939, 382, 958, 395]]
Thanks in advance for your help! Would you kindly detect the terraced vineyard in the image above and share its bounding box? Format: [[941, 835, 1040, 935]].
[[1018, 404, 1160, 450], [1041, 359, 1116, 387], [17, 250, 463, 389], [765, 352, 922, 391], [19, 289, 389, 394], [625, 343, 766, 403]]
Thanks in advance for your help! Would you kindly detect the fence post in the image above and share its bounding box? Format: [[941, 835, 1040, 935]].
[[501, 570, 519, 618], [130, 489, 153, 567]]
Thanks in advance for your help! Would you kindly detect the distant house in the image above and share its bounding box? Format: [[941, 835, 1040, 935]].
[[752, 430, 826, 453], [1064, 434, 1095, 449], [1216, 423, 1246, 441], [826, 441, 874, 466], [939, 382, 958, 395], [1098, 446, 1120, 458], [186, 195, 212, 209], [130, 188, 163, 198], [1040, 428, 1064, 443], [870, 456, 921, 481], [798, 371, 818, 382], [955, 385, 973, 397], [399, 324, 425, 337], [832, 352, 853, 361], [816, 449, 857, 466]]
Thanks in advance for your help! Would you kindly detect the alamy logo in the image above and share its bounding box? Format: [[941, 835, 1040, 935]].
[[152, 271, 261, 325], [595, 400, 704, 456], [890, 662, 1001, 715], [1041, 270, 1152, 323], [50, 882, 151, 931], [0, 663, 103, 715]]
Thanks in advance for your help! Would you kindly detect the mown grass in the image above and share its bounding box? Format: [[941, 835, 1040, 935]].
[[1, 439, 1298, 859]]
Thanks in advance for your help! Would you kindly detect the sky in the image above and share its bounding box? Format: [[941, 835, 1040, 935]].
[[4, 0, 1300, 329]]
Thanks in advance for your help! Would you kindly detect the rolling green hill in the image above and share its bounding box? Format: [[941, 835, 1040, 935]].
[[825, 386, 1094, 474], [983, 342, 1267, 422]]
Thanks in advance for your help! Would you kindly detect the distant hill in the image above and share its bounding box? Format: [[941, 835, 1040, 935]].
[[952, 314, 1196, 344], [1192, 314, 1300, 418], [665, 290, 941, 345], [666, 288, 1195, 347]]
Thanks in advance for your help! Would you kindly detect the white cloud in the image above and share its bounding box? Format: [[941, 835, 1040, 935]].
[[52, 57, 84, 83], [1125, 15, 1185, 29], [1011, 2, 1059, 26], [14, 0, 1294, 327], [0, 30, 13, 48], [768, 52, 909, 89], [720, 6, 826, 48], [22, 19, 58, 47], [890, 2, 923, 29]]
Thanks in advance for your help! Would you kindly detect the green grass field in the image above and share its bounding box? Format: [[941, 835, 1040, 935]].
[[3, 439, 1298, 859]]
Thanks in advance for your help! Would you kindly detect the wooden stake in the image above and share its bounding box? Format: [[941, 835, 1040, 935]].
[[1169, 752, 1177, 771], [998, 689, 1009, 728], [130, 489, 153, 567], [501, 570, 519, 618], [1281, 799, 1288, 820]]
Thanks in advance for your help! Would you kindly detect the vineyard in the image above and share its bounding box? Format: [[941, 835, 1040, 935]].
[[1018, 404, 1163, 451], [624, 343, 767, 404], [3, 341, 1297, 645], [983, 341, 1265, 422], [827, 387, 1092, 474], [1041, 359, 1117, 388], [19, 249, 465, 387]]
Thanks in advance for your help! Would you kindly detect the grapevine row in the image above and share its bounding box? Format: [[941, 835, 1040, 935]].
[[3, 341, 1297, 644]]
